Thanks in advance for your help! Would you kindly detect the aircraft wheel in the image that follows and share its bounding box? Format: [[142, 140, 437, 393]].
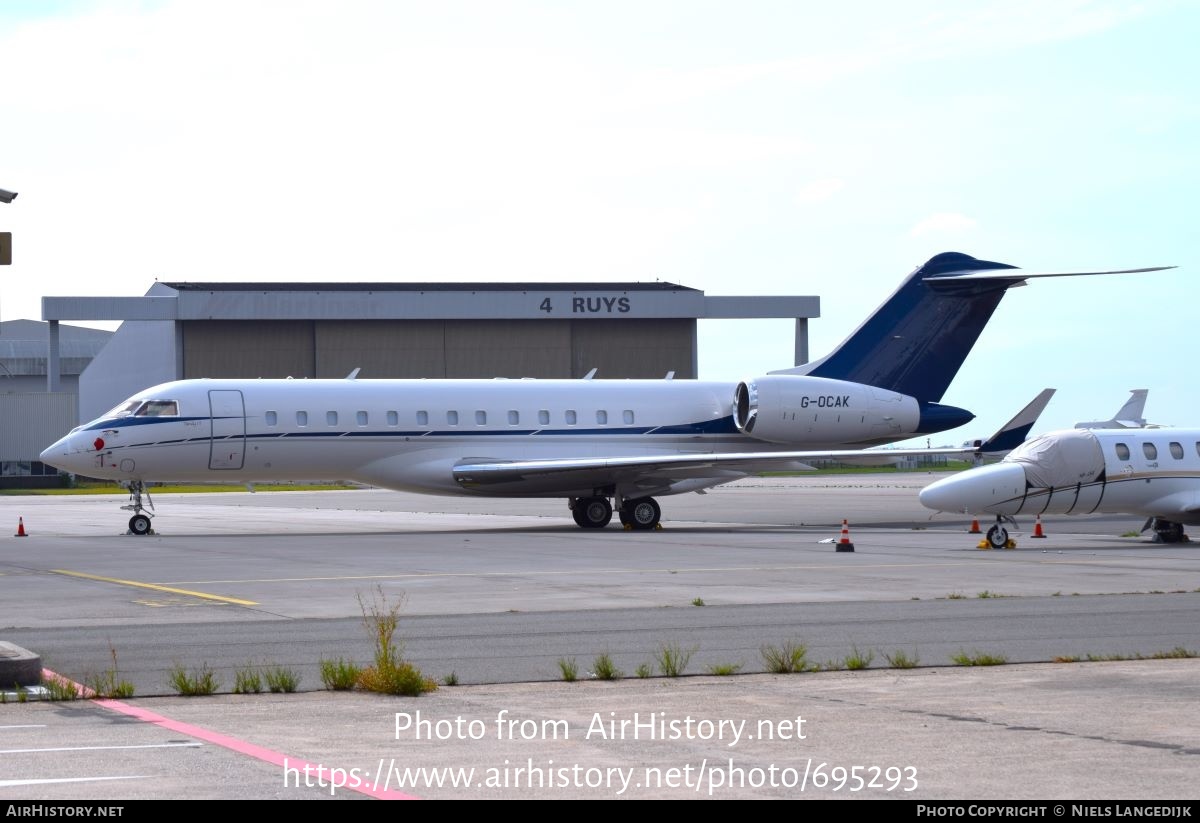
[[129, 514, 152, 536], [1154, 519, 1185, 543], [986, 524, 1008, 550], [623, 497, 661, 530], [576, 496, 612, 529]]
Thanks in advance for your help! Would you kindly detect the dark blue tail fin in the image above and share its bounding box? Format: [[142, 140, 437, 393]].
[[780, 252, 1025, 402]]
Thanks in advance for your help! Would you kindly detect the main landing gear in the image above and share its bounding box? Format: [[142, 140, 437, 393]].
[[1147, 517, 1188, 544], [570, 496, 662, 530], [121, 480, 155, 536]]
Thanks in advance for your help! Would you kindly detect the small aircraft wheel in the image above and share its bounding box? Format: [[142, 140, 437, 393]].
[[1155, 520, 1185, 543], [128, 514, 152, 536], [986, 524, 1008, 550], [577, 496, 612, 529], [623, 497, 661, 530]]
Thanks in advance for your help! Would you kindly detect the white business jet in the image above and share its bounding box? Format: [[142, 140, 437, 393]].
[[920, 421, 1199, 547], [40, 252, 1168, 535]]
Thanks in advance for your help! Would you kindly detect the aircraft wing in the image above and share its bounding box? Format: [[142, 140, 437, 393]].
[[452, 446, 974, 493]]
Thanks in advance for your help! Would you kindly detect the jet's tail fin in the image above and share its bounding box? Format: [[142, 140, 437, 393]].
[[773, 253, 1172, 403], [1075, 389, 1149, 429], [968, 388, 1056, 460]]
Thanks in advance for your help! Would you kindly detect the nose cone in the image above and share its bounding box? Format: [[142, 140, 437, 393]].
[[919, 462, 1028, 514], [40, 433, 89, 475]]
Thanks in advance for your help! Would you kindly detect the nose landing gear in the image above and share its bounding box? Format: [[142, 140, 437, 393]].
[[121, 481, 155, 536]]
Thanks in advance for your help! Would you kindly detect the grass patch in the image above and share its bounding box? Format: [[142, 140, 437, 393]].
[[950, 650, 1008, 667], [320, 658, 362, 691], [355, 586, 436, 696], [946, 592, 967, 600], [884, 649, 920, 669], [1149, 646, 1198, 659], [844, 646, 875, 670], [818, 659, 844, 672], [592, 653, 622, 681], [557, 658, 579, 682], [442, 671, 459, 687], [976, 590, 1004, 599], [706, 662, 742, 676], [691, 597, 706, 607], [656, 643, 697, 678], [233, 666, 263, 694], [1053, 655, 1082, 663], [1121, 530, 1141, 537], [761, 640, 808, 674], [264, 666, 300, 693], [83, 645, 135, 699], [42, 675, 80, 701], [168, 663, 220, 696], [635, 663, 652, 679]]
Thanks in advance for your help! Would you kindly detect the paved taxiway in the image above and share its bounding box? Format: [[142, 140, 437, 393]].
[[1, 476, 1198, 799]]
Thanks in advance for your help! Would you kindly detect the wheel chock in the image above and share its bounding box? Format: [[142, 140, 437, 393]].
[[977, 540, 991, 550], [1004, 539, 1017, 550], [654, 523, 664, 531]]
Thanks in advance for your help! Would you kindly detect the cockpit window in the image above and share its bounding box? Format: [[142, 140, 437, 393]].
[[135, 400, 179, 417], [104, 400, 143, 418]]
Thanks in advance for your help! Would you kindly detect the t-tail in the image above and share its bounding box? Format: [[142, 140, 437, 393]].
[[773, 252, 1172, 405]]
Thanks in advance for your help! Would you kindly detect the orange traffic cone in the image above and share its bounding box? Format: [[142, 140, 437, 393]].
[[1031, 515, 1047, 538], [836, 519, 855, 552], [15, 517, 27, 537], [968, 518, 982, 534]]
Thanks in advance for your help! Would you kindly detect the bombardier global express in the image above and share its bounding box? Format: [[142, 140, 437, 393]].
[[40, 252, 1169, 534]]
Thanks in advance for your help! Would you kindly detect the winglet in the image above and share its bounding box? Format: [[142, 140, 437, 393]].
[[970, 388, 1056, 456]]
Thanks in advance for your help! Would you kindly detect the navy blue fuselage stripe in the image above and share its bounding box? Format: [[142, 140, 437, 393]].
[[84, 415, 742, 440]]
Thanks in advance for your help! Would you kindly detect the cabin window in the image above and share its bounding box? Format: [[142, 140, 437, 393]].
[[596, 410, 608, 425], [1170, 442, 1184, 460], [327, 411, 338, 426], [565, 410, 577, 425], [296, 411, 308, 427], [265, 411, 277, 426], [447, 411, 458, 425], [136, 400, 178, 417], [623, 410, 635, 424], [389, 410, 401, 426], [357, 411, 368, 426], [475, 410, 487, 425], [413, 411, 425, 426], [538, 409, 550, 425], [508, 410, 519, 425], [1143, 442, 1158, 460]]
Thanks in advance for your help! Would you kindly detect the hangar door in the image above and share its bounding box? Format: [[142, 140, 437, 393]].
[[209, 390, 246, 470]]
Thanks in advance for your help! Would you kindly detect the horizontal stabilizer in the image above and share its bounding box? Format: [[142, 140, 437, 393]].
[[925, 265, 1174, 283]]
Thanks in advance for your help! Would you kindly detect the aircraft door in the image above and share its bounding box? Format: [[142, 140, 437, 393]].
[[209, 390, 246, 470]]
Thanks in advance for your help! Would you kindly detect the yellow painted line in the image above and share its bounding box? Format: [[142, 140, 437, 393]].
[[51, 570, 258, 606]]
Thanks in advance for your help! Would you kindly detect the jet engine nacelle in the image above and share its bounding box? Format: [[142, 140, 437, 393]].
[[733, 375, 920, 445]]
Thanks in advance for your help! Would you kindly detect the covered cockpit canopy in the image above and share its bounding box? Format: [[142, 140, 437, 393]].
[[1001, 429, 1104, 488]]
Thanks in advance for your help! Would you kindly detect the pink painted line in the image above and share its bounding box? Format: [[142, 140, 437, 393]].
[[41, 668, 417, 801]]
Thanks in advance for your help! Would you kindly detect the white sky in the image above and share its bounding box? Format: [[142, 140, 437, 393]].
[[1, 0, 1196, 442]]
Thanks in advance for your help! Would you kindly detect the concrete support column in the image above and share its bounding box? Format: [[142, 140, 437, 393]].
[[794, 318, 809, 366], [47, 319, 61, 392]]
